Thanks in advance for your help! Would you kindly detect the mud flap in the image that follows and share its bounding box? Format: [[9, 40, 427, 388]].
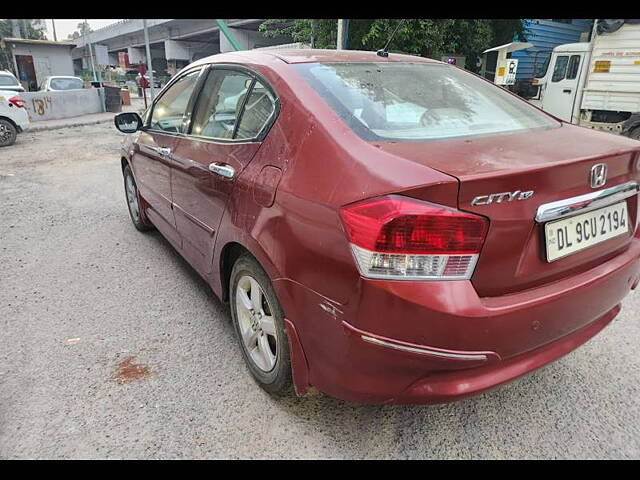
[[284, 318, 311, 396]]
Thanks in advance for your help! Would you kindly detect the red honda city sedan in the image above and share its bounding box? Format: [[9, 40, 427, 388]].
[[114, 49, 640, 404]]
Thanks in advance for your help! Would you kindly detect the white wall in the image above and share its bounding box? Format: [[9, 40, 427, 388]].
[[20, 88, 104, 122], [10, 44, 74, 87]]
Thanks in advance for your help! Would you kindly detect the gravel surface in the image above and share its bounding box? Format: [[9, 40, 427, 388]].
[[1, 124, 639, 459]]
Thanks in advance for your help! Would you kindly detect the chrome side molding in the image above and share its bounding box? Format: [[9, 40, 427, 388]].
[[360, 335, 488, 361], [535, 181, 639, 223]]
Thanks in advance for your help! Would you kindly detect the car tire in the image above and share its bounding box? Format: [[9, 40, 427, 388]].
[[123, 164, 154, 232], [230, 253, 292, 395], [629, 127, 640, 141], [0, 119, 17, 147]]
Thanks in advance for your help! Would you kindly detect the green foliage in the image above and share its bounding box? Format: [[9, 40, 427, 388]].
[[259, 19, 339, 48], [259, 19, 526, 71], [0, 19, 47, 71], [67, 21, 93, 40]]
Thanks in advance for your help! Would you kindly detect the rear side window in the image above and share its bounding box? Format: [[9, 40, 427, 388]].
[[552, 56, 569, 82], [149, 69, 200, 133], [235, 81, 276, 139], [191, 69, 276, 140], [294, 62, 559, 142], [0, 74, 19, 86]]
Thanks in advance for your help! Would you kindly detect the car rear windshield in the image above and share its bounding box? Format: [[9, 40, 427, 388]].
[[50, 78, 84, 90], [0, 74, 19, 86], [293, 62, 559, 141]]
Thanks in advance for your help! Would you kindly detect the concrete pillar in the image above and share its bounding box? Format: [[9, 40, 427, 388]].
[[127, 46, 146, 65], [219, 28, 290, 53], [220, 27, 250, 53]]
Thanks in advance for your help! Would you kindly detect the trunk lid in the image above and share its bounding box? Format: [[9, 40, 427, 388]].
[[375, 124, 640, 296]]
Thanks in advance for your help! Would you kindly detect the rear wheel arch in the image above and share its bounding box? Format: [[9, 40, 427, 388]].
[[218, 240, 283, 304], [220, 242, 250, 303], [0, 116, 19, 131]]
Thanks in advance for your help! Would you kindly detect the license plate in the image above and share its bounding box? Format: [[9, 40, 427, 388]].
[[545, 201, 629, 262]]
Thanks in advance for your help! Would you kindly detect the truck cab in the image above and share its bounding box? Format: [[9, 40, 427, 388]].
[[533, 42, 591, 123], [530, 21, 640, 139]]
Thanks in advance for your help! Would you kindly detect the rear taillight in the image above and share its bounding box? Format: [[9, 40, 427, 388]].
[[340, 195, 489, 280], [8, 96, 25, 109]]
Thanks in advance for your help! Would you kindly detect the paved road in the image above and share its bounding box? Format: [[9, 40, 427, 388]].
[[1, 124, 639, 459]]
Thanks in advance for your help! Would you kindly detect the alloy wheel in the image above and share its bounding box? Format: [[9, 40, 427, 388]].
[[125, 173, 140, 222], [235, 275, 278, 372], [0, 122, 13, 144]]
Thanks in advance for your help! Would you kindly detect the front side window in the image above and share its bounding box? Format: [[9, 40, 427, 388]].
[[294, 62, 559, 142], [149, 69, 200, 133], [191, 69, 276, 140], [552, 56, 569, 82]]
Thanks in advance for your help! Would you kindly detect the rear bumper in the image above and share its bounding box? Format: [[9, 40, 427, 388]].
[[13, 110, 30, 132], [276, 239, 640, 404], [343, 305, 618, 404]]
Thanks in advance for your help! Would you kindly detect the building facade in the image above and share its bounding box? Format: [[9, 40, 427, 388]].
[[71, 20, 292, 78], [1, 38, 75, 91]]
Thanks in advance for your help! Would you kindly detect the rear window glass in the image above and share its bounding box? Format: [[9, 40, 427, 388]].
[[294, 62, 559, 142], [0, 74, 19, 86], [50, 78, 84, 90]]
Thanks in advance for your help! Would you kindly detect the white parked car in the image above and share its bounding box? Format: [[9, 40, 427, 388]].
[[39, 76, 85, 92], [0, 90, 30, 147], [0, 70, 25, 93]]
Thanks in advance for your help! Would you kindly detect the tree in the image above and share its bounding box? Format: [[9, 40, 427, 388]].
[[259, 19, 526, 72], [67, 21, 93, 40], [0, 19, 47, 71]]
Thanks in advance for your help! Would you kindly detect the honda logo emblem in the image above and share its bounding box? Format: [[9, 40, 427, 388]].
[[590, 163, 607, 189]]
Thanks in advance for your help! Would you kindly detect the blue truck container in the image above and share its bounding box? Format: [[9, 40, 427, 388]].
[[512, 19, 593, 80]]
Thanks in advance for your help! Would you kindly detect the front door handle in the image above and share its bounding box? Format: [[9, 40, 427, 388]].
[[209, 162, 235, 179], [563, 89, 572, 93]]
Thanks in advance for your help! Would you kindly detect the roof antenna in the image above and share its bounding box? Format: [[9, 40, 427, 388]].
[[377, 19, 405, 58]]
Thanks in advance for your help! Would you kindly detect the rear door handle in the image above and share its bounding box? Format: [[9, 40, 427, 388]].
[[209, 162, 235, 179], [146, 145, 172, 156], [563, 89, 572, 93]]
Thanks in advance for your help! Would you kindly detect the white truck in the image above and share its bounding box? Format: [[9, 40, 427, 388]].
[[528, 20, 640, 139]]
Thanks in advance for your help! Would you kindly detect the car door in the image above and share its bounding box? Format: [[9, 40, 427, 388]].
[[541, 53, 583, 122], [169, 66, 278, 275], [131, 67, 202, 245]]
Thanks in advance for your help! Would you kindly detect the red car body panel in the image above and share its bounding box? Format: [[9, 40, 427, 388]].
[[121, 49, 640, 404]]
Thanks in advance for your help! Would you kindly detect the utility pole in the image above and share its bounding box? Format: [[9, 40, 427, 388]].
[[143, 19, 156, 100], [337, 19, 349, 50], [51, 19, 57, 41], [85, 20, 97, 83]]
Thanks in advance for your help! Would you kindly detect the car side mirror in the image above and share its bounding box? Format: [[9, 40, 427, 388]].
[[114, 112, 143, 133]]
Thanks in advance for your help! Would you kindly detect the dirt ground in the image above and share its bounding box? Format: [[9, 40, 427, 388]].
[[1, 123, 639, 459]]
